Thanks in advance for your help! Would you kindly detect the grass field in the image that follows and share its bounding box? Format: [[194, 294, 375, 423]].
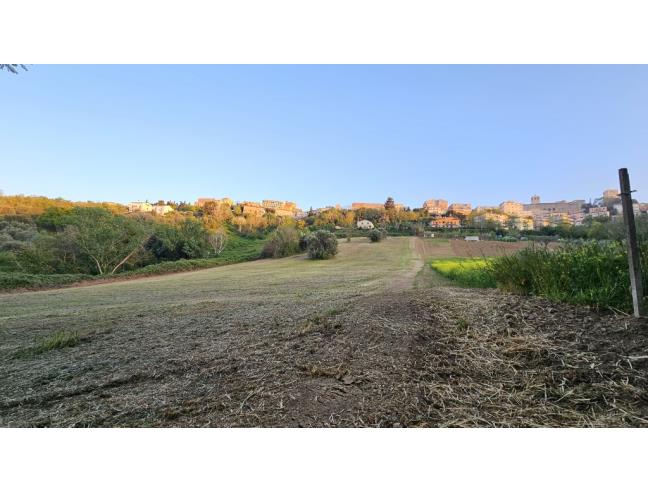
[[1, 237, 647, 427]]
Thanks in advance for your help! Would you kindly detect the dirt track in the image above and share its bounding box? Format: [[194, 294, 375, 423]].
[[1, 238, 647, 427]]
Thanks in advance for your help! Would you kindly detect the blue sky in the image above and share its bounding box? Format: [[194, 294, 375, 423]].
[[1, 65, 647, 209]]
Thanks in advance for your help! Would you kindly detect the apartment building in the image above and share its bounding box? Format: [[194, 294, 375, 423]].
[[499, 201, 524, 216], [422, 199, 448, 215], [569, 212, 586, 226], [587, 206, 610, 219], [473, 212, 508, 228], [429, 216, 461, 228], [511, 216, 534, 230], [448, 203, 472, 216]]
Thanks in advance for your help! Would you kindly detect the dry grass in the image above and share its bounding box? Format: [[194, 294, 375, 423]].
[[1, 237, 646, 427]]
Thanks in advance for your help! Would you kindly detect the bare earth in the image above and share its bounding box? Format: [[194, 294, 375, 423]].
[[1, 237, 647, 427]]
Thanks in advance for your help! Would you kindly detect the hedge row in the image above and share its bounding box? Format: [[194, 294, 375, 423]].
[[1, 239, 265, 291], [0, 272, 94, 290]]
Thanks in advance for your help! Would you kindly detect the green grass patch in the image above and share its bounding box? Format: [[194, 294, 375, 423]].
[[429, 258, 496, 288], [15, 330, 80, 358]]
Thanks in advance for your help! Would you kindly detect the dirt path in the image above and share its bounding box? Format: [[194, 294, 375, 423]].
[[385, 237, 425, 292]]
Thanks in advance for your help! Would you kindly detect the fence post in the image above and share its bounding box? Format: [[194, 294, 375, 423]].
[[618, 168, 644, 317]]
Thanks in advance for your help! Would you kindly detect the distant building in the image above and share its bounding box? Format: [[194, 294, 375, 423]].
[[531, 195, 541, 205], [613, 203, 641, 216], [262, 199, 284, 209], [523, 199, 585, 221], [422, 199, 448, 215], [273, 208, 294, 217], [588, 206, 610, 218], [429, 216, 461, 229], [448, 203, 472, 216], [261, 200, 299, 217], [128, 201, 153, 213], [473, 212, 508, 228], [241, 202, 266, 216], [352, 202, 385, 211], [152, 204, 173, 215], [569, 211, 586, 226], [511, 217, 534, 230], [603, 189, 619, 199], [474, 205, 499, 213], [499, 201, 524, 216], [356, 219, 375, 230], [195, 197, 233, 207]]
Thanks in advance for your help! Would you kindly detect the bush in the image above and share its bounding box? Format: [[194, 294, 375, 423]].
[[305, 230, 338, 260], [489, 241, 648, 312], [369, 229, 385, 242], [0, 272, 93, 290], [261, 226, 301, 258]]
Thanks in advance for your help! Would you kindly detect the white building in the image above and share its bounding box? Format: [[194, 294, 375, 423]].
[[152, 204, 173, 215], [128, 201, 153, 213], [356, 219, 375, 230], [587, 206, 610, 219]]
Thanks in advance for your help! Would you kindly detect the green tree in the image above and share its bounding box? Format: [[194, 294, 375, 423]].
[[63, 208, 152, 274], [305, 230, 338, 259]]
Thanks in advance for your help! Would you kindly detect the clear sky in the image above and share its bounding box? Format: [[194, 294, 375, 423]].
[[1, 65, 647, 209]]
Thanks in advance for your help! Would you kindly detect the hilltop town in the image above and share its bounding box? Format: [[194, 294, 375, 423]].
[[123, 189, 648, 233]]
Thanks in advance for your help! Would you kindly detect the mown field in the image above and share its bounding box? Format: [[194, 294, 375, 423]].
[[1, 237, 647, 427]]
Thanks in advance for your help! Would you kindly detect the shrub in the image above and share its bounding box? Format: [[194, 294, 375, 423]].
[[0, 272, 93, 290], [261, 226, 301, 258], [305, 230, 338, 260], [369, 229, 385, 242], [489, 241, 648, 312]]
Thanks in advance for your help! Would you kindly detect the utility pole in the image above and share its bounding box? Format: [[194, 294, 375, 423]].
[[618, 168, 644, 317]]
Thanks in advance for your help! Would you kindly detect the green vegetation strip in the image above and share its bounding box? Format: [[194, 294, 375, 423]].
[[429, 258, 496, 288], [431, 241, 648, 313], [1, 236, 265, 291]]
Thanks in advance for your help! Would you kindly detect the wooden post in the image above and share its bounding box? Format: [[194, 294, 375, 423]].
[[618, 168, 644, 317]]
